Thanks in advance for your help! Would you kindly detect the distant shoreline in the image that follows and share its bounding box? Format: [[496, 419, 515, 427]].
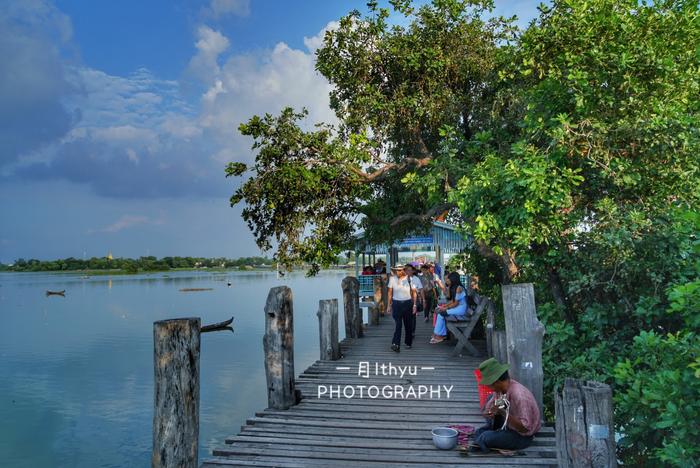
[[0, 266, 351, 275]]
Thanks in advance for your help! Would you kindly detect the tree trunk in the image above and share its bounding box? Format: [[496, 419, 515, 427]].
[[152, 318, 200, 468], [500, 249, 519, 285], [263, 286, 297, 409], [547, 266, 575, 323]]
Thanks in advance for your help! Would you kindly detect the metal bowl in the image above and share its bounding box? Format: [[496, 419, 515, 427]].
[[431, 427, 458, 450]]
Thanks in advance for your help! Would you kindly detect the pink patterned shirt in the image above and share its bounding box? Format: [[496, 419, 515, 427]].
[[485, 379, 542, 437]]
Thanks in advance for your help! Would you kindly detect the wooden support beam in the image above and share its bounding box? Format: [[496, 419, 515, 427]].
[[342, 276, 363, 339], [152, 318, 200, 468], [264, 286, 297, 409], [373, 276, 386, 317], [502, 283, 545, 419], [555, 379, 615, 467], [317, 299, 341, 360], [493, 330, 508, 364], [368, 303, 380, 325]]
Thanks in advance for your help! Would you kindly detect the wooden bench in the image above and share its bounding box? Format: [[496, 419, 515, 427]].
[[359, 300, 380, 325], [445, 294, 489, 357]]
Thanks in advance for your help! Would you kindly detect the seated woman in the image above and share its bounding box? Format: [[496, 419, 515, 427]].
[[430, 272, 467, 344]]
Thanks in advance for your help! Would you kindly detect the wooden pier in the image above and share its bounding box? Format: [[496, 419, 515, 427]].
[[201, 312, 557, 467]]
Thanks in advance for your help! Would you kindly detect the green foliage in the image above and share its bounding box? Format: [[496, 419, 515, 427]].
[[230, 0, 516, 271], [227, 1, 700, 463], [614, 306, 700, 466]]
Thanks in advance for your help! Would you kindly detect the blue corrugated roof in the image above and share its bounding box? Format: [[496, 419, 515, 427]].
[[354, 221, 471, 254]]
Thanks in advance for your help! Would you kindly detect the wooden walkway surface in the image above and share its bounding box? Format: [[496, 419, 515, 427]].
[[202, 313, 557, 467]]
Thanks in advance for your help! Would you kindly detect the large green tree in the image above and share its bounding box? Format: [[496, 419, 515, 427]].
[[228, 0, 517, 274], [229, 0, 700, 463]]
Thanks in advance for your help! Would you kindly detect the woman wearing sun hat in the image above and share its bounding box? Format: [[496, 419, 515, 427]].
[[386, 264, 418, 352], [470, 358, 541, 453]]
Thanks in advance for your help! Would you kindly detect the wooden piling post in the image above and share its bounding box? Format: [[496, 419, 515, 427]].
[[502, 283, 545, 418], [373, 276, 385, 317], [368, 303, 380, 325], [556, 379, 615, 468], [317, 299, 341, 360], [152, 318, 200, 468], [263, 286, 297, 409], [342, 276, 363, 338]]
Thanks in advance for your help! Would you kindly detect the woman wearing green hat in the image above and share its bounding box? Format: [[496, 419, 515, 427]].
[[471, 358, 541, 453]]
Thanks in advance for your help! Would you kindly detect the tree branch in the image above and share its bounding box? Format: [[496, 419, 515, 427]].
[[389, 203, 456, 227], [347, 156, 432, 182]]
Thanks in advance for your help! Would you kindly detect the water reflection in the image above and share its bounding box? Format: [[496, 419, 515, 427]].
[[0, 269, 348, 467]]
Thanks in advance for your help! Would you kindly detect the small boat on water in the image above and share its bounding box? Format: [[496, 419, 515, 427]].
[[46, 290, 66, 296]]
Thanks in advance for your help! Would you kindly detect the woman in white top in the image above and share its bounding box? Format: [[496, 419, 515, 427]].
[[386, 264, 417, 352]]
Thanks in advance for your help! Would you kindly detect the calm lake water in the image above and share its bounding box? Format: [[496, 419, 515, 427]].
[[0, 269, 349, 467]]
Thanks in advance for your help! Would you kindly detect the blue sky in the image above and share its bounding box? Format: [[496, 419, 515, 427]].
[[0, 0, 542, 263]]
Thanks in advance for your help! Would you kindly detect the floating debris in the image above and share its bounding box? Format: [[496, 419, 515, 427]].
[[46, 290, 66, 297], [179, 288, 214, 292]]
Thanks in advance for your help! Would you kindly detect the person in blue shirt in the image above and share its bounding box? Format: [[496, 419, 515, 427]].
[[430, 272, 467, 344]]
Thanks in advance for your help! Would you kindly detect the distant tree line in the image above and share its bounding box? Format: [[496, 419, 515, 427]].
[[0, 256, 274, 273]]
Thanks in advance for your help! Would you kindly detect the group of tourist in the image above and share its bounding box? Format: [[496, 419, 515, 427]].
[[361, 260, 387, 275], [383, 261, 474, 351], [378, 261, 541, 454]]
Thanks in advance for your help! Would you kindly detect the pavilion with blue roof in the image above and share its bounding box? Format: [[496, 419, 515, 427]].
[[353, 221, 472, 296]]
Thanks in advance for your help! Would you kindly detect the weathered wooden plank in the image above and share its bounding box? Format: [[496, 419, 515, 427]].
[[502, 283, 544, 418], [245, 416, 555, 434], [555, 379, 615, 468], [317, 299, 341, 360], [207, 447, 558, 465], [224, 435, 558, 453], [234, 428, 557, 445], [263, 286, 297, 410], [214, 442, 557, 461], [204, 457, 555, 468], [152, 318, 200, 468]]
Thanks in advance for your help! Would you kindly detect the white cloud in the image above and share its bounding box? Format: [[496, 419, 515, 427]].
[[303, 21, 339, 52], [187, 25, 230, 81], [90, 214, 165, 234], [7, 11, 338, 200], [194, 22, 338, 165], [104, 215, 149, 233]]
